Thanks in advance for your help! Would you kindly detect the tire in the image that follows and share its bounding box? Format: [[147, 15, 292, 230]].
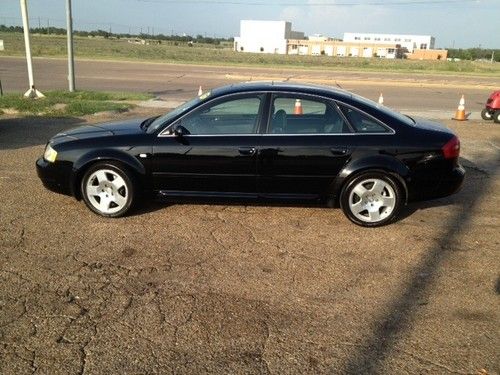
[[340, 171, 402, 227], [81, 162, 135, 217], [493, 110, 500, 124], [481, 108, 493, 121]]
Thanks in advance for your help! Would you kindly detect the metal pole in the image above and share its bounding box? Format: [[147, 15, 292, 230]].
[[19, 0, 34, 90], [66, 0, 75, 92]]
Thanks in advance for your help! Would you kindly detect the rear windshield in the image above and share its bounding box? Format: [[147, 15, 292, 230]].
[[351, 93, 416, 126]]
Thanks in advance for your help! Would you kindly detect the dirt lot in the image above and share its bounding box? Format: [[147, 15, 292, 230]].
[[0, 109, 498, 374]]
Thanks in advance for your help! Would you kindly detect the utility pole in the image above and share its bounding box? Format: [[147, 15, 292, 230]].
[[20, 0, 43, 98], [47, 18, 50, 35], [492, 51, 495, 63], [66, 0, 75, 91]]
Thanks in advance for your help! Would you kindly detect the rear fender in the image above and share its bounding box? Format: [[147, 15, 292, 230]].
[[70, 149, 146, 197], [329, 155, 409, 203]]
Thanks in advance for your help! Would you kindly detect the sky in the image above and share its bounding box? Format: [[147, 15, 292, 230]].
[[1, 0, 499, 48]]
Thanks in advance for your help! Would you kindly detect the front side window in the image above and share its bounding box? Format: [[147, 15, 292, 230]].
[[178, 95, 263, 135], [338, 104, 390, 133], [269, 95, 351, 134]]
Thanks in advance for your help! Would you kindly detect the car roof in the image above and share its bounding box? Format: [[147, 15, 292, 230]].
[[210, 81, 353, 101]]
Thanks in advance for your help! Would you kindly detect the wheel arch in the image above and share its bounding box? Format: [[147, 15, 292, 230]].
[[329, 155, 409, 205], [70, 150, 146, 199]]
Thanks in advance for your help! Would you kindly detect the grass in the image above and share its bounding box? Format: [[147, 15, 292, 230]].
[[0, 90, 153, 116], [1, 32, 499, 76]]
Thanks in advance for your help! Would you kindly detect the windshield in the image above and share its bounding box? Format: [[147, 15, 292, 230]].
[[351, 93, 416, 126], [147, 96, 201, 133]]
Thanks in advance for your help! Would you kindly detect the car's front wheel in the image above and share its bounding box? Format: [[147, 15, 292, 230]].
[[81, 162, 135, 217], [340, 171, 402, 227], [481, 108, 492, 121]]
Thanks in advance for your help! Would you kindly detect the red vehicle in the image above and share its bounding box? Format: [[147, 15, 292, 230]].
[[481, 90, 500, 123]]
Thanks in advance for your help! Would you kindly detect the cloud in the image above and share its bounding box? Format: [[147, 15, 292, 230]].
[[279, 1, 399, 38]]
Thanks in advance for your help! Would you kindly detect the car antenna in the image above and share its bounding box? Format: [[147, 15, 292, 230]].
[[335, 81, 343, 89]]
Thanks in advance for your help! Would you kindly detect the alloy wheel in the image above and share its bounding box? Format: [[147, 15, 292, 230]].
[[348, 178, 396, 223], [85, 169, 129, 215]]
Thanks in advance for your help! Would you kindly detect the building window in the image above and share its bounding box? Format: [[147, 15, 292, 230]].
[[388, 48, 395, 54], [420, 43, 427, 49], [384, 38, 391, 41], [404, 39, 411, 42], [395, 38, 401, 42], [354, 36, 361, 40], [375, 37, 381, 41], [364, 37, 370, 40], [260, 47, 264, 52], [240, 46, 244, 51]]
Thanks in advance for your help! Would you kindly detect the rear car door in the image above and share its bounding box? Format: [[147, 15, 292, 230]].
[[152, 93, 266, 195], [258, 93, 353, 197]]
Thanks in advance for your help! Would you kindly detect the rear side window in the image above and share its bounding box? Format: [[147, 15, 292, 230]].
[[269, 95, 351, 134], [338, 104, 391, 133]]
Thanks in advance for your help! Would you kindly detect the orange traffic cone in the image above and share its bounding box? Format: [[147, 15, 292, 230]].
[[198, 86, 203, 96], [453, 95, 467, 121], [294, 99, 303, 115], [378, 92, 384, 105]]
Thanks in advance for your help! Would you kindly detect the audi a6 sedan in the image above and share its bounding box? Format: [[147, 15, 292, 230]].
[[36, 82, 464, 227]]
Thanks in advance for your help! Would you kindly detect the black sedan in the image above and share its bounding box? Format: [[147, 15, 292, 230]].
[[36, 82, 464, 227]]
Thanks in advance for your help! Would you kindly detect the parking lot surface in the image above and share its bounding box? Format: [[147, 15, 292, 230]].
[[0, 109, 498, 374]]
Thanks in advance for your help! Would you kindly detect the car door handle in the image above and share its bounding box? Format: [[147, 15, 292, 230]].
[[330, 147, 349, 155], [238, 147, 256, 156]]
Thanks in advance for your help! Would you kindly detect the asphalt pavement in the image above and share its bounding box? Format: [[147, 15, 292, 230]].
[[1, 56, 498, 117]]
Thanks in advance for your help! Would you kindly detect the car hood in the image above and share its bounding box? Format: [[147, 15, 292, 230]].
[[52, 118, 148, 140]]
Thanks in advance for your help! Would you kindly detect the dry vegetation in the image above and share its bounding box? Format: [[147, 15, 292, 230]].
[[1, 32, 499, 75]]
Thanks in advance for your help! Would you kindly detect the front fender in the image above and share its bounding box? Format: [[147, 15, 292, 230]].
[[70, 149, 147, 197], [330, 154, 410, 203]]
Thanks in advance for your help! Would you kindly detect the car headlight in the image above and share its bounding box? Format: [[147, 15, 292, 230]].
[[43, 144, 58, 163]]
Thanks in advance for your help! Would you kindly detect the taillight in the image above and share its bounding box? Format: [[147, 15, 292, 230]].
[[442, 136, 460, 159]]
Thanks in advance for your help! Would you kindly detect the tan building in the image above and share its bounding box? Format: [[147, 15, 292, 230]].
[[287, 39, 399, 58], [406, 49, 448, 60]]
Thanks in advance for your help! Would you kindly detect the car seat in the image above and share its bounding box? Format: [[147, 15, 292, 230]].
[[271, 109, 287, 133], [323, 106, 345, 133]]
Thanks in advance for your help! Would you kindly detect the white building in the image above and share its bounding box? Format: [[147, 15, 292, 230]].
[[343, 33, 435, 53], [234, 20, 305, 54]]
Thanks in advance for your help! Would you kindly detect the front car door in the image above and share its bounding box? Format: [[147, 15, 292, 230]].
[[258, 93, 354, 198], [152, 93, 266, 195]]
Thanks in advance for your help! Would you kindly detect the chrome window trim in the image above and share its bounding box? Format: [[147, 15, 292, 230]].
[[158, 132, 393, 138], [157, 89, 396, 137]]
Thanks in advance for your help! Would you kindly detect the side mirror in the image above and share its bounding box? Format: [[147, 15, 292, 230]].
[[174, 125, 189, 137]]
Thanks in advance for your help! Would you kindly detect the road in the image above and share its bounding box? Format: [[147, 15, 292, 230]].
[[1, 56, 498, 116], [0, 107, 499, 374]]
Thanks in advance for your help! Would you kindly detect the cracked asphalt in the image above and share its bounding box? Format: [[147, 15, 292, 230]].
[[0, 109, 499, 374]]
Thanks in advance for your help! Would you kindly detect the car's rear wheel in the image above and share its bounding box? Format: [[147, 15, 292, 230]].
[[81, 162, 135, 217], [493, 110, 500, 124], [340, 171, 402, 227], [481, 108, 492, 121]]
